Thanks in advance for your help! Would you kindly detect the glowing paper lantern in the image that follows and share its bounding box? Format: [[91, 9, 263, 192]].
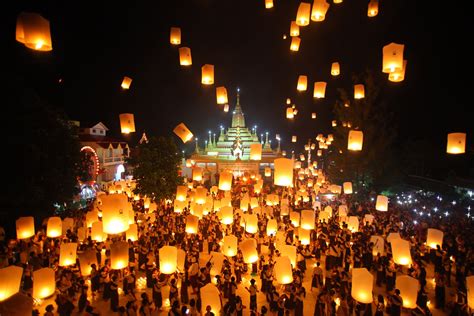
[[311, 0, 330, 22], [250, 197, 259, 209], [110, 241, 129, 270], [16, 217, 34, 239], [297, 75, 308, 91], [311, 112, 317, 119], [16, 12, 52, 51], [286, 107, 294, 119], [367, 0, 379, 17], [216, 86, 228, 104], [426, 228, 443, 249], [126, 224, 138, 241], [382, 43, 404, 73], [290, 37, 301, 51], [267, 219, 278, 236], [396, 275, 419, 308], [192, 167, 203, 181], [292, 136, 297, 143], [280, 245, 297, 267], [221, 197, 232, 207], [244, 214, 258, 234], [220, 206, 234, 225], [86, 210, 98, 228], [159, 246, 177, 274], [387, 232, 401, 243], [348, 130, 363, 151], [347, 216, 359, 232], [343, 182, 353, 194], [91, 221, 104, 242], [250, 143, 263, 160], [296, 2, 311, 26], [78, 250, 98, 276], [240, 198, 249, 212], [375, 195, 388, 211], [186, 215, 199, 234], [298, 227, 311, 245], [0, 266, 23, 301], [274, 158, 294, 186], [331, 62, 340, 76], [290, 21, 300, 36], [370, 235, 384, 256], [176, 186, 187, 202], [62, 217, 74, 235], [301, 210, 315, 230], [121, 76, 132, 89], [179, 47, 192, 66], [391, 238, 412, 266], [388, 59, 407, 82], [101, 194, 130, 234], [265, 0, 274, 9], [447, 133, 466, 154], [265, 167, 271, 177], [219, 172, 233, 191], [363, 214, 375, 225], [173, 123, 194, 143], [351, 268, 373, 303], [354, 84, 365, 99], [201, 64, 214, 85], [32, 268, 55, 300], [467, 276, 474, 309], [170, 27, 181, 45], [59, 243, 77, 267], [290, 211, 300, 228], [313, 81, 327, 98], [119, 113, 135, 134], [195, 187, 208, 204], [274, 256, 293, 284], [222, 235, 238, 257], [200, 283, 221, 315], [46, 217, 62, 238], [224, 104, 229, 112], [240, 239, 258, 263]]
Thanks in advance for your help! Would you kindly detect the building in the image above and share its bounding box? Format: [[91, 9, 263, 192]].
[[185, 90, 282, 184]]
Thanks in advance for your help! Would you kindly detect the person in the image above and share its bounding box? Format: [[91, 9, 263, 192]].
[[295, 286, 305, 316], [188, 298, 199, 316], [169, 278, 179, 306], [312, 261, 323, 290], [44, 304, 54, 316], [389, 289, 403, 316], [235, 296, 245, 316], [126, 300, 138, 316], [434, 271, 446, 310], [204, 305, 215, 316], [139, 293, 152, 316], [374, 294, 385, 316], [110, 275, 120, 312], [56, 294, 75, 316], [84, 300, 101, 316], [152, 272, 164, 310], [246, 278, 258, 312], [169, 300, 181, 316]]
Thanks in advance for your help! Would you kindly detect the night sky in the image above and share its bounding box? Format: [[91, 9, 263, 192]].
[[8, 1, 471, 158]]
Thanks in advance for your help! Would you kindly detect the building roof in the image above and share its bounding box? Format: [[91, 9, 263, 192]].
[[79, 134, 128, 147]]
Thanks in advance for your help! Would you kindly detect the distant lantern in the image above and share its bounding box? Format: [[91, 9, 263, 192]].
[[354, 84, 365, 99], [173, 122, 194, 143], [224, 104, 230, 112], [290, 211, 300, 228], [0, 266, 23, 301], [382, 42, 404, 73], [286, 98, 291, 105], [274, 256, 294, 284], [301, 210, 315, 230], [201, 64, 215, 85], [32, 268, 55, 300], [245, 214, 258, 234], [101, 194, 130, 234], [267, 219, 278, 236], [46, 217, 62, 238], [292, 136, 297, 143], [347, 216, 359, 232], [447, 133, 466, 154], [297, 75, 308, 91], [274, 158, 294, 186], [286, 107, 294, 119], [351, 268, 374, 303], [121, 76, 132, 89], [219, 172, 233, 191], [298, 227, 311, 245], [241, 239, 259, 263], [59, 243, 77, 267], [467, 276, 474, 309], [426, 228, 444, 249], [396, 275, 419, 309], [78, 250, 98, 276], [222, 235, 238, 257], [348, 130, 363, 151], [311, 112, 316, 119], [367, 0, 379, 17], [240, 198, 249, 212], [220, 206, 234, 225], [110, 241, 129, 270], [296, 2, 311, 26], [159, 246, 178, 274], [200, 284, 222, 315], [195, 187, 208, 205], [216, 86, 228, 104], [177, 47, 192, 67], [290, 37, 301, 51], [265, 167, 272, 177], [313, 81, 327, 98], [331, 62, 340, 76], [193, 167, 203, 181], [176, 186, 187, 201], [343, 182, 353, 194], [170, 27, 181, 45], [334, 0, 343, 3], [16, 217, 34, 239], [290, 21, 300, 37], [391, 238, 412, 266], [265, 0, 274, 9], [317, 149, 322, 156], [126, 224, 138, 241], [250, 143, 262, 160], [375, 195, 388, 211], [332, 120, 337, 127], [119, 113, 135, 134], [91, 221, 104, 242], [16, 12, 52, 51], [388, 60, 407, 82], [311, 0, 330, 22]]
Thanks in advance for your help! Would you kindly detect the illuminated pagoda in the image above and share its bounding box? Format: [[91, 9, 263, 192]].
[[184, 89, 282, 184]]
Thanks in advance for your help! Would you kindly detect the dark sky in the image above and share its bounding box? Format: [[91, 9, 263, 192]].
[[8, 0, 471, 157]]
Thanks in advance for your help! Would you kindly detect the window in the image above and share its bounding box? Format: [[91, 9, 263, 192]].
[[100, 130, 104, 134], [93, 129, 97, 133]]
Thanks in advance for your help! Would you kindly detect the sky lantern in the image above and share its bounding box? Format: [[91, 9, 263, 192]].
[[274, 158, 294, 186], [267, 219, 278, 236], [426, 228, 443, 249], [91, 221, 104, 242], [159, 246, 178, 274], [16, 12, 52, 51], [240, 239, 258, 263], [170, 27, 181, 45], [222, 235, 238, 257], [201, 64, 215, 85], [447, 133, 466, 154], [16, 217, 34, 239], [265, 0, 274, 9], [351, 268, 374, 303], [391, 238, 412, 266], [220, 206, 234, 225], [274, 256, 293, 284], [224, 104, 229, 112], [195, 187, 208, 204], [301, 210, 315, 230], [347, 216, 359, 232], [334, 0, 343, 3], [245, 214, 258, 234], [216, 86, 228, 104], [298, 227, 311, 245], [297, 75, 308, 91], [240, 198, 249, 212], [59, 243, 77, 267], [467, 276, 474, 309], [290, 37, 301, 51], [174, 199, 186, 213], [221, 197, 232, 207], [46, 217, 62, 238], [62, 217, 74, 235], [110, 241, 129, 270], [343, 182, 353, 194], [78, 250, 97, 277], [173, 122, 194, 143], [280, 245, 297, 267], [388, 60, 407, 82], [363, 214, 375, 225], [311, 112, 317, 119], [179, 47, 192, 66], [126, 224, 138, 241], [313, 81, 327, 98], [219, 171, 233, 191], [290, 211, 300, 228], [250, 197, 259, 209], [290, 21, 300, 36], [331, 62, 340, 76], [121, 76, 132, 89], [119, 113, 135, 134], [296, 2, 311, 26], [292, 136, 297, 143], [200, 284, 221, 315], [286, 107, 294, 119], [354, 84, 365, 99], [32, 268, 55, 300], [382, 43, 404, 73], [348, 130, 363, 151], [192, 167, 203, 181], [396, 275, 419, 308], [86, 210, 99, 228], [332, 120, 337, 127], [101, 194, 130, 234], [186, 215, 199, 234], [375, 195, 388, 211], [265, 167, 272, 177], [311, 0, 330, 22], [367, 0, 379, 17], [0, 266, 23, 302], [250, 143, 263, 160], [370, 235, 384, 256], [176, 186, 187, 202]]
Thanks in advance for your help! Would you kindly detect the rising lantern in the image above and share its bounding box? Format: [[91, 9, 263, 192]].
[[121, 76, 132, 89], [265, 0, 274, 9], [290, 37, 301, 51], [0, 266, 23, 302], [348, 130, 363, 151], [368, 0, 379, 17], [201, 64, 215, 85], [370, 235, 384, 256], [192, 167, 203, 181], [375, 195, 388, 211], [173, 123, 194, 143], [32, 268, 55, 300], [274, 256, 294, 284], [91, 221, 104, 242], [286, 107, 294, 119], [312, 112, 317, 119], [267, 219, 278, 236], [126, 224, 138, 241], [388, 59, 407, 82], [391, 238, 412, 266], [382, 42, 404, 73], [110, 241, 129, 270], [292, 136, 297, 143], [16, 217, 34, 239], [240, 239, 258, 263], [200, 284, 222, 315], [220, 206, 234, 225], [101, 194, 130, 234], [354, 84, 365, 99], [313, 81, 327, 98], [186, 215, 199, 234], [290, 21, 300, 37], [176, 186, 187, 201], [298, 227, 311, 245], [170, 27, 181, 45], [301, 210, 315, 230], [351, 268, 374, 303], [46, 217, 62, 238], [159, 246, 178, 274], [311, 0, 330, 22], [331, 62, 340, 76], [179, 47, 192, 66], [343, 182, 353, 194], [59, 243, 77, 267], [216, 86, 228, 104], [265, 167, 271, 177], [396, 275, 419, 308], [245, 214, 258, 234], [219, 171, 233, 191], [119, 113, 135, 134], [274, 158, 294, 186], [78, 250, 98, 276], [222, 235, 238, 257], [250, 143, 262, 160], [446, 133, 466, 154], [16, 12, 52, 51], [296, 3, 311, 26], [297, 75, 308, 91], [426, 228, 443, 249]]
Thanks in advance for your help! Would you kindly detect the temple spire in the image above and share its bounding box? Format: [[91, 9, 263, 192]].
[[232, 87, 246, 128]]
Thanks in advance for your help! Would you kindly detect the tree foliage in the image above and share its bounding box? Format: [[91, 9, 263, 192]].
[[126, 136, 183, 202]]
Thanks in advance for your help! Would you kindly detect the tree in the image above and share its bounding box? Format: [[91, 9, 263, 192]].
[[126, 136, 183, 202]]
